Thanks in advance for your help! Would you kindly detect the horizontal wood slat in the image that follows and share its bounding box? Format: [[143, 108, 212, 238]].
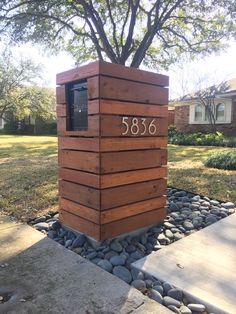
[[99, 100, 168, 117], [59, 197, 100, 223], [97, 76, 168, 105], [101, 196, 166, 224], [59, 180, 100, 210], [59, 209, 100, 239], [56, 105, 67, 117], [100, 115, 168, 137], [58, 137, 99, 152], [101, 150, 167, 174], [101, 207, 167, 240], [100, 167, 167, 188], [100, 137, 167, 152], [58, 150, 99, 173], [59, 168, 100, 188], [56, 61, 99, 85], [57, 116, 99, 137], [100, 178, 166, 210], [99, 62, 168, 87], [56, 86, 66, 104]]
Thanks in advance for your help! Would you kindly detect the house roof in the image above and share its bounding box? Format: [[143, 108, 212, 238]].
[[172, 78, 236, 105]]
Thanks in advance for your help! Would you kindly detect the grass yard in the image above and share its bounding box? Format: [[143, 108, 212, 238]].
[[0, 135, 235, 221]]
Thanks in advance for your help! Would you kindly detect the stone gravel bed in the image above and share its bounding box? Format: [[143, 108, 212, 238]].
[[29, 188, 235, 314]]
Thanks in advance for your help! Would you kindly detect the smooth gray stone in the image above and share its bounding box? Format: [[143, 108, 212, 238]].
[[97, 260, 113, 273], [34, 222, 49, 231], [183, 221, 194, 230], [168, 288, 183, 301], [71, 234, 86, 248], [131, 268, 144, 281], [33, 216, 47, 224], [110, 255, 126, 266], [112, 266, 132, 283], [110, 240, 123, 253], [165, 229, 174, 239], [163, 296, 181, 308], [180, 305, 192, 314], [164, 222, 176, 229], [125, 245, 136, 253], [149, 289, 163, 304], [145, 279, 154, 288], [221, 202, 235, 209], [163, 282, 173, 294], [174, 233, 184, 240], [104, 250, 117, 260], [187, 303, 206, 312], [131, 279, 146, 291], [86, 251, 97, 260], [153, 284, 164, 295], [168, 305, 181, 313]]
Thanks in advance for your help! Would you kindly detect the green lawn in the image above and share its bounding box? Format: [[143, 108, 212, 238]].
[[0, 136, 235, 221]]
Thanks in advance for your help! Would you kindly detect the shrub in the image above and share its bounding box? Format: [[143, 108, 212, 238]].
[[204, 151, 236, 170], [168, 128, 236, 148]]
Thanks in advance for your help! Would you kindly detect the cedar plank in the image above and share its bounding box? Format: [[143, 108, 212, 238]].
[[101, 178, 166, 210], [59, 197, 100, 223], [59, 209, 100, 240], [59, 180, 100, 210], [100, 207, 166, 240], [59, 168, 100, 188], [101, 196, 166, 224]]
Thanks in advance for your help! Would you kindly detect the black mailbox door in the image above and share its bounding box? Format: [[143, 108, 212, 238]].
[[68, 81, 88, 131]]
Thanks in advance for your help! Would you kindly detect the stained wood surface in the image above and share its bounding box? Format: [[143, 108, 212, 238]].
[[99, 61, 168, 87], [57, 116, 99, 137], [100, 115, 168, 137], [58, 137, 99, 152], [59, 209, 100, 239], [58, 150, 99, 173], [100, 167, 167, 188], [101, 207, 167, 240], [100, 150, 167, 174], [101, 196, 166, 224], [56, 105, 67, 117], [56, 86, 66, 104], [59, 180, 100, 210], [59, 197, 100, 223], [100, 137, 167, 152], [59, 168, 100, 188], [56, 61, 99, 85], [99, 100, 168, 117], [88, 76, 168, 105], [100, 178, 166, 210]]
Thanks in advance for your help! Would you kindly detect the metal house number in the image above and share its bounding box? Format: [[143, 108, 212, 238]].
[[121, 117, 157, 136]]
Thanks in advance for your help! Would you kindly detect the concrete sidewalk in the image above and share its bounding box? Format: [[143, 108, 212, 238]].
[[0, 215, 171, 314], [133, 213, 236, 314]]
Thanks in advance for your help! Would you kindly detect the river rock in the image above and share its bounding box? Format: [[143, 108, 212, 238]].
[[149, 289, 163, 304], [97, 260, 113, 273], [113, 266, 132, 283]]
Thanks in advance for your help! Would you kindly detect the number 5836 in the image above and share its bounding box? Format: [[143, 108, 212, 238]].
[[121, 117, 157, 136]]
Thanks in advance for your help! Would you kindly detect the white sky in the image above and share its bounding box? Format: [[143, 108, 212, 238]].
[[11, 41, 236, 99]]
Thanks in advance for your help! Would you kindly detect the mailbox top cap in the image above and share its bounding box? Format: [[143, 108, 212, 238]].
[[56, 60, 169, 87]]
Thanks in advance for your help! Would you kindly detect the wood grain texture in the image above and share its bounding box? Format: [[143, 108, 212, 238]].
[[59, 209, 100, 239], [100, 115, 168, 137], [58, 150, 99, 173], [58, 136, 99, 152], [99, 100, 168, 117], [56, 61, 99, 85], [56, 105, 67, 117], [101, 196, 166, 224], [59, 197, 100, 223], [56, 86, 66, 104], [100, 149, 167, 174], [100, 178, 166, 210], [99, 61, 169, 87], [59, 168, 100, 188], [100, 137, 167, 152], [57, 116, 99, 137], [100, 207, 167, 240], [59, 180, 100, 209], [98, 76, 168, 105], [100, 167, 167, 188]]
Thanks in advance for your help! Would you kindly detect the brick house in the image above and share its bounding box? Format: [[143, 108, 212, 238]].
[[173, 78, 236, 136]]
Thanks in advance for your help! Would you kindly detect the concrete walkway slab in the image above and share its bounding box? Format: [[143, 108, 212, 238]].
[[0, 215, 171, 314], [133, 213, 236, 314]]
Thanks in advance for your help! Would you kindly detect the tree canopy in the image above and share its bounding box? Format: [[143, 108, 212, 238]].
[[0, 0, 236, 70], [0, 49, 55, 121]]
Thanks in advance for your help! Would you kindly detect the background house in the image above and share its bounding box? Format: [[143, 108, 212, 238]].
[[172, 78, 236, 136]]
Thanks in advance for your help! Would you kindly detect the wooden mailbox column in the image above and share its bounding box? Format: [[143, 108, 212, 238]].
[[56, 61, 169, 241]]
